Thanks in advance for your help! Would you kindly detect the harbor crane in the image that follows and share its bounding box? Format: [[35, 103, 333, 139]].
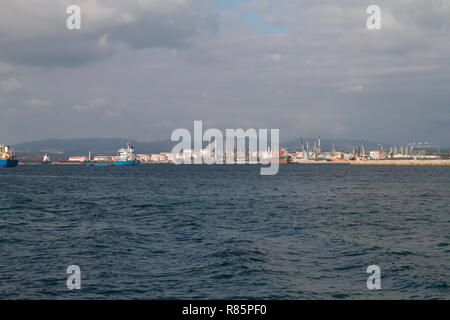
[[298, 137, 306, 159], [298, 137, 315, 159]]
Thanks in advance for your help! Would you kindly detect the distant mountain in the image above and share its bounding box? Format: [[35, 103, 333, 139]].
[[13, 138, 173, 157], [13, 137, 393, 158]]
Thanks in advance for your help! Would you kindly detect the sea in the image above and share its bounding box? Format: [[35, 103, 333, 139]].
[[0, 164, 448, 299]]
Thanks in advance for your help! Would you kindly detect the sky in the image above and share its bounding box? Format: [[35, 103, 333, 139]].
[[0, 0, 449, 146]]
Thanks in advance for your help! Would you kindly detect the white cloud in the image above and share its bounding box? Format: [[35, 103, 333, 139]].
[[265, 53, 282, 62], [120, 13, 136, 24], [0, 77, 22, 92], [339, 84, 364, 93], [27, 98, 53, 107], [91, 97, 109, 107], [74, 97, 109, 111]]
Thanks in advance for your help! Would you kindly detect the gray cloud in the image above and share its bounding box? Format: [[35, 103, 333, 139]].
[[0, 0, 449, 147], [0, 78, 22, 92], [0, 0, 217, 67]]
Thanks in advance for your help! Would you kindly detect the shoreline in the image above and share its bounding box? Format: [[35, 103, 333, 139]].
[[12, 159, 450, 166], [348, 159, 450, 166], [288, 159, 450, 166]]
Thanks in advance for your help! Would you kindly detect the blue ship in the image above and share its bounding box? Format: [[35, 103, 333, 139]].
[[86, 142, 140, 166], [86, 161, 114, 166], [115, 143, 140, 165], [0, 159, 19, 167], [0, 144, 18, 167], [114, 160, 140, 166]]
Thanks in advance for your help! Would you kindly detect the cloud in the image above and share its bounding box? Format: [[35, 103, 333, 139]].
[[74, 97, 109, 111], [0, 63, 12, 73], [338, 80, 365, 93], [1, 0, 449, 146], [91, 97, 109, 107], [0, 78, 22, 92], [265, 53, 282, 62], [27, 98, 53, 107], [0, 0, 217, 67], [104, 110, 122, 118], [340, 85, 364, 93]]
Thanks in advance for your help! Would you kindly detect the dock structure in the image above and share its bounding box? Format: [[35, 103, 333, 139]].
[[348, 160, 450, 166], [287, 159, 450, 166]]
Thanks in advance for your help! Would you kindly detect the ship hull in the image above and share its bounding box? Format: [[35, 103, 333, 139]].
[[85, 160, 140, 166], [20, 160, 52, 165], [86, 162, 114, 166], [0, 159, 19, 167], [115, 160, 140, 166]]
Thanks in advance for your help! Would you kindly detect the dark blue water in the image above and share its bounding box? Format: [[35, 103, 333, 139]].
[[0, 164, 449, 299]]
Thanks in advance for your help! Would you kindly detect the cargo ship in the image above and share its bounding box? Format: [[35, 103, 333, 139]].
[[20, 153, 53, 165], [115, 143, 140, 165], [53, 160, 83, 165], [86, 142, 140, 166], [42, 153, 52, 165], [0, 144, 19, 167], [85, 150, 114, 166]]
